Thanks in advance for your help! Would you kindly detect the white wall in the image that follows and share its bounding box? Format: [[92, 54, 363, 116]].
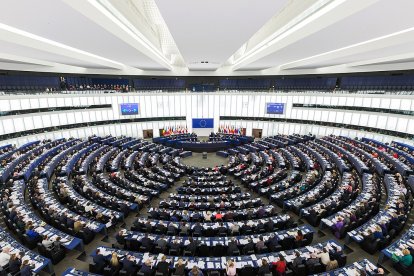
[[0, 92, 413, 145]]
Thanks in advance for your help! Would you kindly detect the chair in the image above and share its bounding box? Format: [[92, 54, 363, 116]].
[[37, 243, 65, 264], [231, 250, 240, 256], [169, 249, 179, 255], [22, 234, 38, 250], [103, 267, 113, 276], [198, 244, 210, 256], [293, 264, 307, 276], [89, 262, 104, 274]]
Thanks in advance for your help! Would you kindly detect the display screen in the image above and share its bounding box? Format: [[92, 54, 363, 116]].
[[120, 103, 139, 115], [266, 103, 285, 114], [192, 118, 214, 128]]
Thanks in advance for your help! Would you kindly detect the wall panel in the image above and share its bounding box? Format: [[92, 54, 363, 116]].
[[0, 93, 412, 145]]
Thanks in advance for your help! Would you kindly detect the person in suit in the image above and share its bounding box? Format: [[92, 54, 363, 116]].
[[256, 236, 265, 252], [170, 239, 181, 254], [156, 222, 167, 234], [188, 265, 204, 276], [52, 236, 63, 251], [174, 258, 187, 276], [92, 249, 107, 270], [139, 259, 154, 276], [186, 237, 198, 255], [258, 259, 270, 276], [306, 253, 320, 270], [8, 253, 21, 274], [156, 235, 168, 251], [241, 223, 251, 235], [167, 222, 178, 235], [66, 215, 75, 229], [115, 230, 127, 246], [122, 255, 137, 275], [218, 223, 227, 235], [19, 259, 34, 276], [292, 251, 304, 269], [267, 234, 279, 251], [180, 222, 189, 235], [265, 219, 274, 232], [140, 233, 153, 250], [193, 222, 203, 235], [156, 255, 170, 276], [243, 238, 255, 254], [227, 237, 239, 255]]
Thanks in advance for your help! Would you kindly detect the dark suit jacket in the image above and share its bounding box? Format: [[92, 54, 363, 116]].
[[141, 237, 153, 249], [227, 241, 239, 255], [93, 254, 107, 268], [139, 264, 153, 276], [8, 258, 21, 274], [186, 241, 198, 254], [122, 258, 136, 274], [157, 261, 170, 275]]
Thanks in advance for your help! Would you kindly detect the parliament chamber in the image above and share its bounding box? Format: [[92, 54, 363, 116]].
[[1, 0, 414, 275]]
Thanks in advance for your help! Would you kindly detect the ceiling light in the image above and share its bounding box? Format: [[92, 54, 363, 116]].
[[231, 0, 346, 68]]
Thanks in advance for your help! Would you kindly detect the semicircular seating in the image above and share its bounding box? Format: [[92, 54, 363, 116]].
[[0, 133, 413, 276]]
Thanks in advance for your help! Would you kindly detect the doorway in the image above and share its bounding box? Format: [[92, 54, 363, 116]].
[[143, 129, 154, 139], [252, 128, 262, 138]]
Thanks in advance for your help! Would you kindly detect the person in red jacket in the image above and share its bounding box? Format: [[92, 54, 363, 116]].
[[272, 254, 287, 276]]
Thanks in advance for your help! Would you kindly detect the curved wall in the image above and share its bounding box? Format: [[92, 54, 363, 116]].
[[0, 92, 413, 145]]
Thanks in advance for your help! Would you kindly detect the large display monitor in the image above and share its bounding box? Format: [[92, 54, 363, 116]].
[[120, 103, 139, 115], [266, 103, 285, 114]]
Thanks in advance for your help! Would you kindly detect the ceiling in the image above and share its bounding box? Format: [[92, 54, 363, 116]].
[[0, 0, 413, 76]]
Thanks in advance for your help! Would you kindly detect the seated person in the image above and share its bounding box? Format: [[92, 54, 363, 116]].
[[92, 249, 107, 270], [258, 259, 270, 276], [19, 259, 35, 276], [122, 255, 137, 275], [174, 258, 187, 276], [317, 247, 331, 266], [156, 235, 168, 251], [272, 254, 287, 276], [39, 233, 52, 247], [0, 247, 11, 267], [139, 259, 154, 276], [292, 250, 304, 269], [295, 230, 304, 246], [8, 253, 22, 274], [373, 225, 384, 240], [243, 238, 255, 254], [25, 225, 41, 242], [188, 265, 204, 276], [394, 248, 413, 267], [256, 236, 265, 251], [109, 252, 120, 273], [156, 255, 170, 276]]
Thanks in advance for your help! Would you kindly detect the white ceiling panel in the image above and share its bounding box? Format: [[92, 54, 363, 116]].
[[244, 0, 414, 71], [0, 0, 166, 70], [155, 0, 289, 70]]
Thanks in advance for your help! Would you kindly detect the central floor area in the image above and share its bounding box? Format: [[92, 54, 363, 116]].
[[180, 152, 229, 168]]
